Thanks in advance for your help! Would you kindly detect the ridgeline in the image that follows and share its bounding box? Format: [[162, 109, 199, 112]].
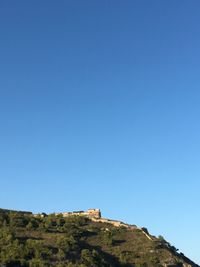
[[0, 208, 198, 267]]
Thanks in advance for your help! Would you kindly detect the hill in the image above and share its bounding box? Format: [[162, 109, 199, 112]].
[[0, 208, 198, 267]]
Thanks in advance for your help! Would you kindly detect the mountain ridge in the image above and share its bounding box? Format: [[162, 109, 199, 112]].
[[0, 208, 198, 267]]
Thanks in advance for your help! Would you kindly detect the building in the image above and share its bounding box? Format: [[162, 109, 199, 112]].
[[55, 208, 101, 219]]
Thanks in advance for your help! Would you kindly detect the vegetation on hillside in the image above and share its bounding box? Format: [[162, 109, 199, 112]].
[[0, 209, 198, 267]]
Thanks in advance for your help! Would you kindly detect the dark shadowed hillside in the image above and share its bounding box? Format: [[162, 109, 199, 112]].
[[0, 208, 198, 267]]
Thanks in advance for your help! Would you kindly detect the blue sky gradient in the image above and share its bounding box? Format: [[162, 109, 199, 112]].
[[0, 1, 200, 264]]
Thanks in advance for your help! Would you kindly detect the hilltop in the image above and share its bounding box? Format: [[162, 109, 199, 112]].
[[0, 208, 198, 267]]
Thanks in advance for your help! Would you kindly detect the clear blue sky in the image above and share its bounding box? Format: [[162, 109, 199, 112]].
[[0, 0, 200, 264]]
